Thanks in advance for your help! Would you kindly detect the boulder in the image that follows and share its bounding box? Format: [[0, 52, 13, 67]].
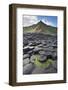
[[52, 52, 57, 60], [33, 47, 41, 54], [32, 67, 45, 74], [23, 54, 29, 59], [30, 55, 36, 63], [23, 58, 30, 66], [41, 40, 46, 45], [44, 64, 57, 73], [28, 50, 33, 55], [23, 47, 30, 54], [23, 46, 34, 54], [47, 55, 53, 59], [23, 63, 35, 74], [35, 41, 41, 45], [44, 51, 52, 56], [23, 40, 28, 46], [39, 51, 45, 55], [37, 44, 43, 47], [39, 55, 47, 62], [29, 42, 36, 46], [52, 61, 57, 69]]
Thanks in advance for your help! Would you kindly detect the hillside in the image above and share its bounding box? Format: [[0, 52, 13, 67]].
[[23, 21, 57, 35]]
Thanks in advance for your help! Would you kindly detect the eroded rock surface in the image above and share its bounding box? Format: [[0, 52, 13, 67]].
[[23, 33, 57, 75]]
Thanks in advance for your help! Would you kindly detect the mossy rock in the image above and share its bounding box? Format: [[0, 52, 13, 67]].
[[34, 55, 53, 68]]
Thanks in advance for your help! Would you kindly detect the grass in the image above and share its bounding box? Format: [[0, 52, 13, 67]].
[[23, 23, 57, 34], [34, 55, 53, 68]]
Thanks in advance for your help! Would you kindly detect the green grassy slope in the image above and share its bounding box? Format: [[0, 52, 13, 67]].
[[23, 21, 57, 34]]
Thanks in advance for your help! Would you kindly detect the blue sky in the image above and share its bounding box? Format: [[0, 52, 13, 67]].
[[23, 15, 57, 27], [37, 16, 57, 27]]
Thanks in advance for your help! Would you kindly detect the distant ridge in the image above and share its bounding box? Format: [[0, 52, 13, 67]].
[[23, 21, 57, 35]]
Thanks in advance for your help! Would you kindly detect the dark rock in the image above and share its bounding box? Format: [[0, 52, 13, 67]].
[[28, 50, 33, 55], [33, 47, 42, 54], [41, 40, 46, 45], [23, 47, 30, 54], [23, 54, 29, 59], [23, 40, 28, 46], [29, 41, 40, 46], [52, 44, 57, 48], [47, 55, 53, 59], [23, 46, 34, 54], [32, 67, 45, 74], [28, 42, 33, 46], [43, 64, 57, 73], [29, 46, 34, 50], [52, 52, 57, 60], [52, 61, 57, 69], [35, 41, 41, 45], [30, 55, 36, 63], [23, 33, 57, 74], [39, 55, 47, 62], [39, 51, 45, 55], [32, 62, 57, 74], [44, 47, 53, 51], [23, 58, 30, 66], [37, 44, 43, 47], [44, 51, 52, 56], [23, 63, 35, 74]]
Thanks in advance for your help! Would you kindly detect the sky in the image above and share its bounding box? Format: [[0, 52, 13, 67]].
[[23, 15, 57, 27]]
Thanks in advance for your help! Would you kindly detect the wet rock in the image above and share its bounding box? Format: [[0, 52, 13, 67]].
[[23, 46, 34, 54], [47, 55, 53, 59], [32, 67, 45, 74], [39, 51, 45, 55], [44, 64, 57, 73], [23, 54, 29, 59], [41, 40, 46, 45], [29, 46, 34, 50], [32, 62, 57, 74], [45, 50, 52, 56], [23, 58, 30, 66], [29, 41, 40, 46], [23, 33, 57, 74], [52, 61, 57, 69], [35, 41, 41, 45], [28, 50, 33, 55], [52, 52, 57, 60], [28, 42, 33, 46], [23, 63, 35, 74], [23, 39, 28, 46], [23, 47, 30, 54], [33, 47, 42, 54], [37, 44, 43, 47], [39, 55, 47, 62], [44, 47, 53, 51], [30, 55, 36, 63]]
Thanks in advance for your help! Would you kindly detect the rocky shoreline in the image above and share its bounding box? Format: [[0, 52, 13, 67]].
[[23, 33, 57, 75]]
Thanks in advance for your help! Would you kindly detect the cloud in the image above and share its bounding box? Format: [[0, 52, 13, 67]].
[[23, 15, 39, 27], [23, 15, 56, 27], [41, 19, 55, 27]]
